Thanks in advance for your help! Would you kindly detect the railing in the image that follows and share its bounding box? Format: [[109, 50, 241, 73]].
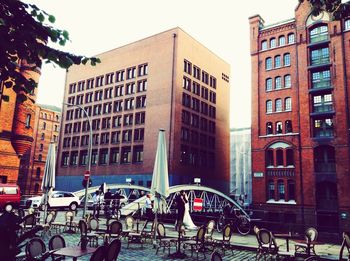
[[314, 128, 333, 138], [310, 56, 330, 66], [313, 104, 333, 113], [310, 34, 328, 44], [312, 79, 331, 89], [314, 162, 336, 173]]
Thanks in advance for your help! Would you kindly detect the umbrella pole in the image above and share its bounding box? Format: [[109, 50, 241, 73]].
[[43, 190, 48, 223], [152, 196, 159, 248]]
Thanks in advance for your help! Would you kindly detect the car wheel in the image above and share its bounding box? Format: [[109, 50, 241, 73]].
[[69, 202, 78, 211], [4, 203, 13, 212]]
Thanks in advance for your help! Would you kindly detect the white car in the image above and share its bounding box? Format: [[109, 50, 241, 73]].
[[27, 191, 81, 211], [87, 194, 128, 209]]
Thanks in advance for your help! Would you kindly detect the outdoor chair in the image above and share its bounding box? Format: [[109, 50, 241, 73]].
[[141, 220, 156, 243], [339, 232, 350, 261], [41, 211, 56, 238], [20, 213, 36, 234], [105, 239, 122, 261], [210, 250, 223, 261], [90, 245, 106, 261], [256, 228, 278, 260], [294, 227, 318, 257], [63, 211, 78, 232], [48, 234, 66, 261], [205, 220, 216, 241], [123, 215, 135, 236], [155, 222, 177, 255], [270, 232, 294, 260], [25, 237, 52, 261], [108, 220, 123, 241], [214, 224, 233, 256], [183, 225, 207, 260], [79, 219, 99, 247], [88, 217, 100, 232], [127, 221, 148, 248]]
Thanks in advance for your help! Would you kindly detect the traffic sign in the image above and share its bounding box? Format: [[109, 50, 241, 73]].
[[84, 170, 90, 179], [193, 198, 203, 211]]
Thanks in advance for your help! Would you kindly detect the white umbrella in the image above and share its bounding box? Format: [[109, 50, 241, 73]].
[[151, 129, 169, 245], [41, 143, 56, 222]]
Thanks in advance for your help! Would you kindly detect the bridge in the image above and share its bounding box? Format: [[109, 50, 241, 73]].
[[74, 184, 249, 219]]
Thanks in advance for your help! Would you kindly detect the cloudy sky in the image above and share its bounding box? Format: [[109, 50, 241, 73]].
[[31, 0, 298, 128]]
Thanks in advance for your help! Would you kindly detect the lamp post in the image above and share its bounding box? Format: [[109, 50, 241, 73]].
[[63, 102, 92, 218]]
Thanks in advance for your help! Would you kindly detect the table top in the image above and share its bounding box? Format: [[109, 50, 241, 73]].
[[54, 246, 97, 258]]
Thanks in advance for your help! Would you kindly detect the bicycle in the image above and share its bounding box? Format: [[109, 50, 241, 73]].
[[216, 208, 251, 235]]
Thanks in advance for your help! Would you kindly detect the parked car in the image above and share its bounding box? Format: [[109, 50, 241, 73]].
[[0, 184, 21, 211], [26, 191, 81, 211], [86, 193, 128, 209]]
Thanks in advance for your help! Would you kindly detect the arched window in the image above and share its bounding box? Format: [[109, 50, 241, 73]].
[[274, 55, 281, 68], [285, 120, 293, 133], [56, 115, 59, 121], [286, 148, 294, 165], [276, 149, 284, 166], [268, 180, 275, 200], [266, 122, 273, 135], [266, 100, 273, 113], [288, 33, 295, 44], [261, 40, 268, 50], [278, 180, 285, 200], [270, 38, 276, 48], [275, 77, 282, 89], [314, 145, 336, 172], [44, 113, 47, 119], [266, 57, 272, 70], [38, 154, 42, 161], [284, 74, 291, 88], [275, 99, 282, 112], [288, 180, 296, 200], [279, 36, 286, 46], [283, 53, 291, 66], [42, 122, 46, 130], [285, 97, 292, 111], [310, 25, 328, 43], [276, 121, 283, 134], [25, 114, 31, 128], [36, 167, 41, 178], [266, 150, 274, 167], [266, 78, 273, 91]]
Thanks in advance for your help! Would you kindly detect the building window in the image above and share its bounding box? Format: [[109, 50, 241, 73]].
[[313, 93, 333, 113], [285, 97, 292, 111], [266, 78, 273, 91], [70, 152, 78, 166], [285, 120, 293, 133], [288, 180, 295, 200], [275, 99, 282, 112], [312, 69, 331, 89], [121, 147, 131, 164], [278, 180, 285, 200], [275, 77, 282, 90], [266, 150, 274, 167], [310, 47, 329, 65], [270, 38, 276, 48], [265, 57, 272, 70], [126, 83, 135, 95], [134, 128, 144, 141], [314, 145, 336, 172], [135, 112, 146, 125], [91, 150, 98, 165], [286, 148, 294, 166], [284, 75, 291, 88], [80, 151, 88, 166], [42, 122, 46, 130], [62, 153, 69, 166], [184, 60, 192, 74], [279, 36, 286, 46], [137, 80, 147, 92], [261, 40, 268, 50], [276, 149, 284, 166], [138, 63, 148, 76], [116, 70, 125, 82], [276, 121, 283, 134], [25, 114, 31, 128], [110, 148, 120, 164], [283, 53, 290, 66], [274, 55, 281, 68], [126, 67, 136, 79], [41, 133, 45, 140], [36, 167, 41, 178], [345, 19, 350, 30], [193, 66, 201, 80], [313, 118, 333, 137], [288, 33, 295, 44], [111, 131, 121, 144], [268, 180, 275, 200], [310, 25, 328, 43], [122, 130, 132, 142], [99, 149, 108, 165], [266, 122, 273, 135], [266, 100, 272, 113], [133, 146, 143, 163], [39, 144, 43, 151]]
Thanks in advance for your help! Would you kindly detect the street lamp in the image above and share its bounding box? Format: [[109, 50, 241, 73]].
[[63, 102, 92, 218]]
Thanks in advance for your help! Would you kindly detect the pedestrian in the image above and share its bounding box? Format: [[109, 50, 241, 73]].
[[175, 190, 186, 231], [92, 190, 101, 218], [145, 193, 153, 221], [104, 189, 112, 217]]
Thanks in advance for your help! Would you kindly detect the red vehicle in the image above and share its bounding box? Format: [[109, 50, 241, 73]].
[[0, 184, 21, 210]]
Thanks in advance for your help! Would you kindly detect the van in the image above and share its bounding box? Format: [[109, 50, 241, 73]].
[[0, 184, 21, 210]]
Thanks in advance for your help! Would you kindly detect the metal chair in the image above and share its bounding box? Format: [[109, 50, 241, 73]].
[[339, 232, 350, 261], [205, 220, 216, 241], [105, 239, 122, 261], [183, 225, 207, 259], [256, 228, 278, 260], [79, 219, 99, 247], [210, 250, 223, 261], [155, 222, 177, 255], [48, 234, 66, 260], [21, 214, 36, 234], [108, 220, 123, 242], [295, 227, 318, 256], [214, 224, 233, 256], [25, 237, 50, 261], [89, 245, 106, 261]]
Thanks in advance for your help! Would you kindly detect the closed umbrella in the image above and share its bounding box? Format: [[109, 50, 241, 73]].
[[151, 129, 169, 245], [41, 143, 56, 222]]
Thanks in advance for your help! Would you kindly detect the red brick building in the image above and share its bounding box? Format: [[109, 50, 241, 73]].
[[0, 61, 40, 185], [250, 2, 350, 232], [18, 104, 61, 195]]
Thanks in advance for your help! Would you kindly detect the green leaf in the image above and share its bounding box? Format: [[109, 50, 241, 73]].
[[31, 10, 37, 16], [37, 13, 45, 22], [62, 30, 69, 40], [48, 15, 56, 23], [59, 39, 66, 46], [82, 58, 88, 65]]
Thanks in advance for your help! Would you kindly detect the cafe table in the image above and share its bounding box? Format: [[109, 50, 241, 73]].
[[274, 232, 299, 252], [53, 246, 96, 261]]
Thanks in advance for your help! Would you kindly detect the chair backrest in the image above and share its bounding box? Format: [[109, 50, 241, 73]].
[[45, 212, 55, 224], [257, 228, 272, 245], [105, 239, 122, 261], [305, 227, 318, 242], [90, 246, 106, 261], [49, 234, 66, 250], [206, 220, 215, 236], [89, 218, 99, 231], [109, 220, 122, 235], [210, 250, 223, 261], [65, 211, 75, 222], [23, 214, 36, 227], [222, 224, 232, 242], [26, 237, 46, 260], [106, 218, 117, 229], [79, 219, 88, 236], [196, 226, 206, 243], [125, 215, 134, 231], [157, 222, 166, 238]]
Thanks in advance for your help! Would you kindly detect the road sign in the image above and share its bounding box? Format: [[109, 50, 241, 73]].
[[193, 198, 203, 211], [84, 170, 90, 179]]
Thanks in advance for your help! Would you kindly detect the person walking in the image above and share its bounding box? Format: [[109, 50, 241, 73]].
[[92, 190, 101, 218], [104, 189, 112, 217], [175, 190, 186, 231]]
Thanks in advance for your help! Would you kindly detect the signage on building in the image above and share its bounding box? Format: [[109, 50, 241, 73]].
[[253, 172, 264, 178]]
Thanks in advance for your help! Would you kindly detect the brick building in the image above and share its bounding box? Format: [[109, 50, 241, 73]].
[[18, 104, 61, 195], [249, 1, 350, 232], [0, 61, 40, 185], [57, 28, 230, 193]]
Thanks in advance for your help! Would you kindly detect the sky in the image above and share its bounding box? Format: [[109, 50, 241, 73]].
[[31, 0, 298, 128]]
